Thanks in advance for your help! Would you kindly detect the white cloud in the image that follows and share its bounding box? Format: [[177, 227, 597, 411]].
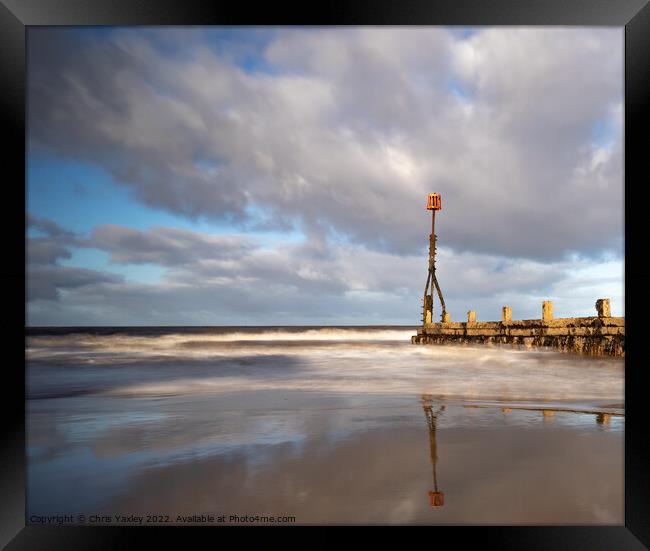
[[29, 27, 623, 259]]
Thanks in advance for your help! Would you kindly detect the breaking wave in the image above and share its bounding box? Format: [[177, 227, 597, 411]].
[[26, 326, 624, 406]]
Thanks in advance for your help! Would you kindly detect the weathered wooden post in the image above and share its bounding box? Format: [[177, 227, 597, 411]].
[[467, 310, 476, 323], [424, 295, 433, 324], [502, 306, 512, 322], [542, 301, 553, 322], [596, 298, 611, 318]]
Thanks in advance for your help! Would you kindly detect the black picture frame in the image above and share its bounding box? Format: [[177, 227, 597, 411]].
[[4, 0, 649, 547]]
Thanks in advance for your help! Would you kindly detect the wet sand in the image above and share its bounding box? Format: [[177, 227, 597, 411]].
[[28, 390, 623, 525]]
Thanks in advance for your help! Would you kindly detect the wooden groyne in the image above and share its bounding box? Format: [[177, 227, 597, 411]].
[[411, 299, 624, 357]]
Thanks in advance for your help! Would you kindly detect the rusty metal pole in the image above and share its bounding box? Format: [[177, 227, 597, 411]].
[[431, 208, 436, 237], [424, 193, 447, 324], [430, 210, 436, 280]]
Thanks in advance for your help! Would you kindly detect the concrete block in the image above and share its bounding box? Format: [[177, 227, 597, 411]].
[[595, 298, 611, 318], [502, 306, 512, 322], [542, 301, 553, 321], [467, 310, 476, 323]]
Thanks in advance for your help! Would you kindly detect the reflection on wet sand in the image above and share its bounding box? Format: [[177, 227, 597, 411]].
[[597, 413, 611, 425], [422, 395, 445, 507], [415, 397, 624, 512], [66, 396, 620, 524], [469, 403, 623, 426]]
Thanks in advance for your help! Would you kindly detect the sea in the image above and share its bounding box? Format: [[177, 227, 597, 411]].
[[26, 326, 624, 525]]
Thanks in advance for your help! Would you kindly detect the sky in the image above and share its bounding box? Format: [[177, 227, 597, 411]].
[[26, 26, 624, 326]]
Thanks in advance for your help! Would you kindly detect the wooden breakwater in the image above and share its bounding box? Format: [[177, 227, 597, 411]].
[[411, 299, 624, 357]]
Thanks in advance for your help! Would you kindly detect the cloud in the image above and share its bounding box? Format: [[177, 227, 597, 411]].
[[26, 215, 124, 302], [28, 27, 623, 260], [28, 265, 124, 302], [27, 214, 79, 265], [27, 239, 72, 265], [88, 225, 257, 266], [27, 214, 76, 238], [26, 218, 623, 325]]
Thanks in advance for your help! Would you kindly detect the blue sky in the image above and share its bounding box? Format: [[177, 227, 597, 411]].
[[26, 26, 623, 325], [27, 151, 303, 285]]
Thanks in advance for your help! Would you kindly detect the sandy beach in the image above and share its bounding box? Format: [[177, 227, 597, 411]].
[[26, 327, 624, 525]]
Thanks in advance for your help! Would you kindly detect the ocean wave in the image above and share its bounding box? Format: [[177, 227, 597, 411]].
[[26, 328, 624, 405]]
